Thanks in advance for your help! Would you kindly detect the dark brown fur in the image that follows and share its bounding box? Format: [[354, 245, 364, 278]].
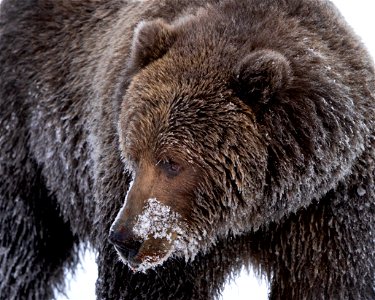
[[0, 0, 374, 299]]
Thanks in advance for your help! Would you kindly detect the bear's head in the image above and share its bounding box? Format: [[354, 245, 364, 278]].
[[109, 14, 292, 272]]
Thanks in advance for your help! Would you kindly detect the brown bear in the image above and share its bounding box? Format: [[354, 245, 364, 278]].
[[0, 0, 374, 299]]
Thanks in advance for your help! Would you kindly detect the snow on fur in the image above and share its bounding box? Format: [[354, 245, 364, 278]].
[[132, 198, 201, 272], [133, 198, 184, 241]]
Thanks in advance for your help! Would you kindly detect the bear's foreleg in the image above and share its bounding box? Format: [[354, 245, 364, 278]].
[[0, 158, 81, 300]]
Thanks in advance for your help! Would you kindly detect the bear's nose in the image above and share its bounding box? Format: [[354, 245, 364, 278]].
[[109, 228, 142, 260]]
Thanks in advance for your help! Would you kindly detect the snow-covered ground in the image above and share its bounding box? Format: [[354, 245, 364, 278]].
[[57, 248, 269, 300], [57, 247, 269, 300], [56, 1, 375, 299]]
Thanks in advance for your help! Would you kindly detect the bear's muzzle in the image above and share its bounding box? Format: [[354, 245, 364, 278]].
[[108, 227, 142, 263], [109, 197, 185, 272]]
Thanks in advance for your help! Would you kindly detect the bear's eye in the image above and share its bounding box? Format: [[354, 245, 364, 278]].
[[158, 159, 182, 177]]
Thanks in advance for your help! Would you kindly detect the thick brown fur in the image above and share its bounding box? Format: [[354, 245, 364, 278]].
[[0, 0, 374, 299]]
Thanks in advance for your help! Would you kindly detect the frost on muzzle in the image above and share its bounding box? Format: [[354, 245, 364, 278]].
[[109, 196, 199, 273]]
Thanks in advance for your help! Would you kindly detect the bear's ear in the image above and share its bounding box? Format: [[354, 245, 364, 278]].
[[128, 19, 177, 72], [232, 49, 291, 107]]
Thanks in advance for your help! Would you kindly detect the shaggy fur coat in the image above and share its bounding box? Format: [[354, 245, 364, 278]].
[[0, 0, 374, 299]]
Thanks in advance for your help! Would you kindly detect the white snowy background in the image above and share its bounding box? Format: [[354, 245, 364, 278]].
[[0, 0, 372, 299], [56, 1, 375, 299]]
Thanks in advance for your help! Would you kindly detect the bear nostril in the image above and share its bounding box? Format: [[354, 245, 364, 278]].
[[109, 229, 142, 260], [118, 240, 142, 260]]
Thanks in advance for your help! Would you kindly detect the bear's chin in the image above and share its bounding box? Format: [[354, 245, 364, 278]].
[[116, 241, 175, 273]]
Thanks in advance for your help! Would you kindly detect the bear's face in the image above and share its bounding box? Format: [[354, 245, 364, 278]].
[[109, 16, 291, 272]]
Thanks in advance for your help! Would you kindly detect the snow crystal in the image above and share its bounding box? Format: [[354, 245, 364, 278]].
[[0, 247, 9, 255], [133, 198, 184, 242], [129, 198, 185, 272], [131, 198, 202, 272], [306, 47, 328, 60], [356, 186, 366, 197]]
